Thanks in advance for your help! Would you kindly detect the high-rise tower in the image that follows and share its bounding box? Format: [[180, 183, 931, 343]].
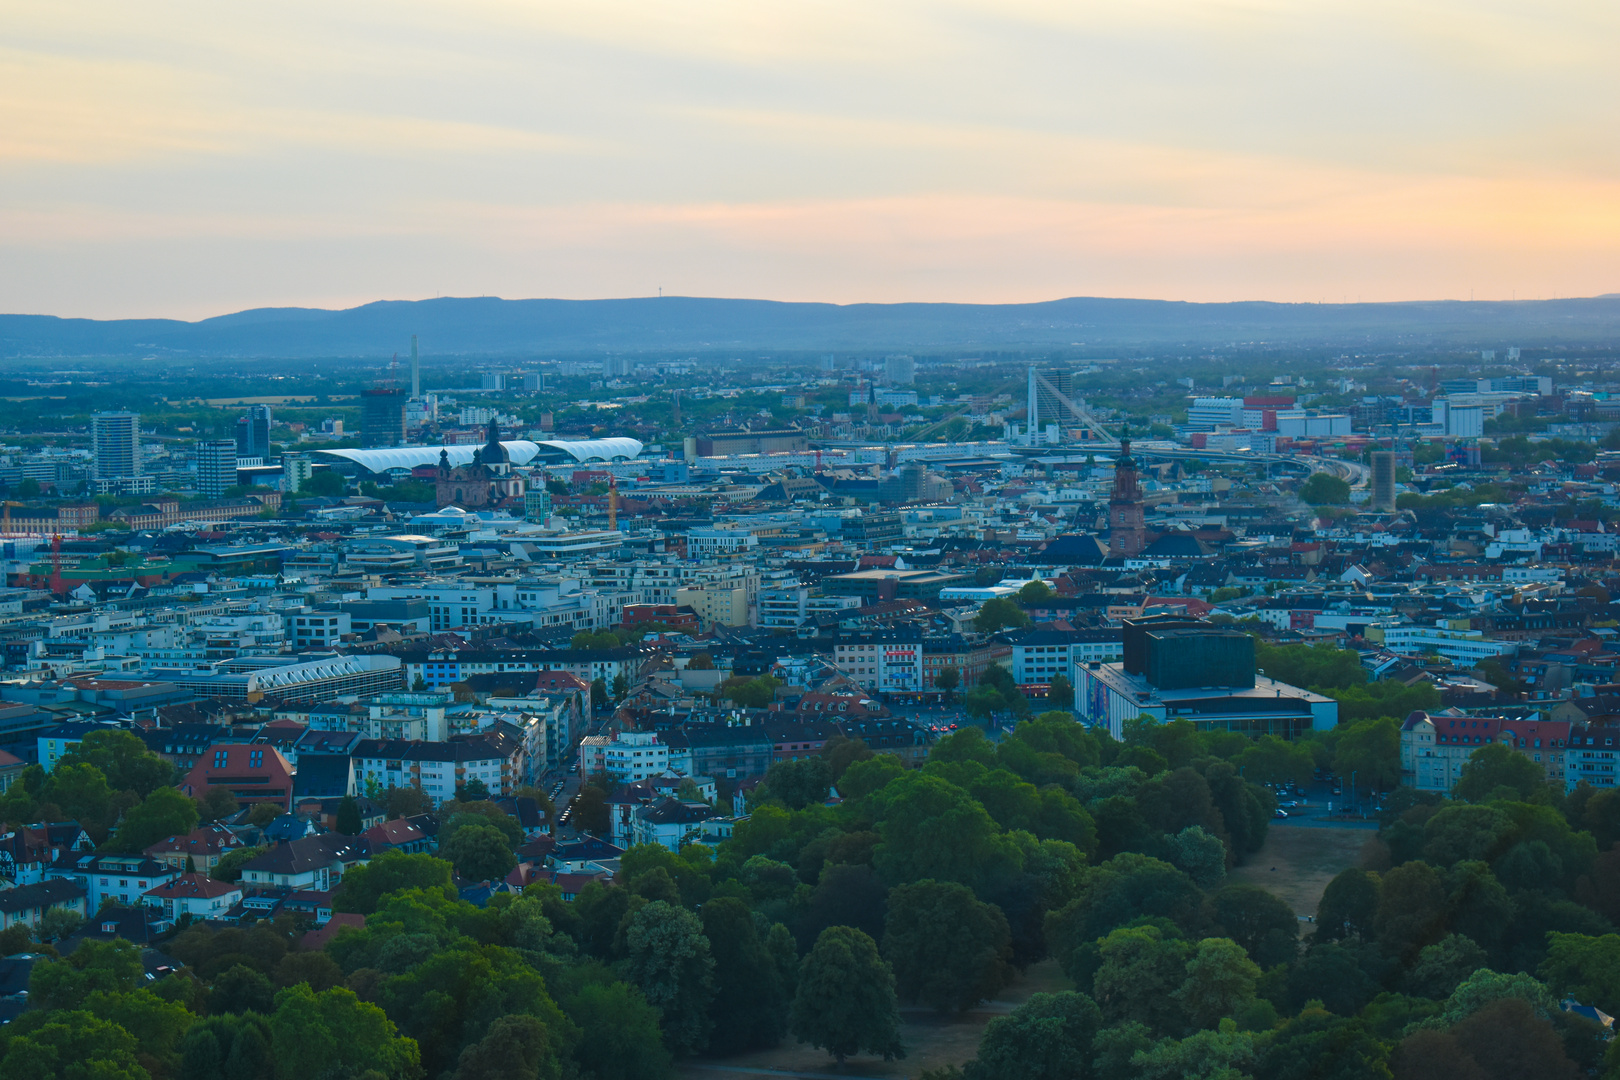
[[91, 411, 141, 480], [1108, 433, 1146, 558], [410, 334, 421, 399]]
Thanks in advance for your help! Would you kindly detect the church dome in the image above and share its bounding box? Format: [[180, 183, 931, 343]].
[[482, 423, 510, 466]]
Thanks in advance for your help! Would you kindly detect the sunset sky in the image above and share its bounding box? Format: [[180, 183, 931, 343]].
[[5, 0, 1617, 318]]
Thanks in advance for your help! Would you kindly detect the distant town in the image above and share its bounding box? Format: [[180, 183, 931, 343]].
[[0, 339, 1617, 1077]]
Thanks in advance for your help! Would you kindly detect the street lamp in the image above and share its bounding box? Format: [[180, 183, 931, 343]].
[[1351, 770, 1358, 816]]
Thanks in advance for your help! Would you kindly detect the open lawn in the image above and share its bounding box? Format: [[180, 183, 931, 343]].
[[681, 959, 1072, 1080], [1227, 825, 1374, 926]]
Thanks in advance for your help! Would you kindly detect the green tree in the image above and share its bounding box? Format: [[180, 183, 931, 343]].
[[1091, 924, 1194, 1036], [384, 784, 433, 820], [1333, 717, 1402, 794], [935, 666, 961, 695], [302, 470, 347, 497], [43, 762, 115, 841], [1408, 934, 1490, 1001], [1235, 735, 1316, 788], [268, 983, 420, 1079], [761, 756, 832, 811], [1539, 932, 1620, 1017], [724, 675, 780, 709], [272, 951, 343, 992], [1174, 937, 1261, 1031], [1453, 742, 1552, 803], [378, 942, 575, 1077], [702, 897, 791, 1054], [1047, 673, 1074, 710], [1170, 826, 1228, 890], [623, 900, 716, 1056], [1316, 868, 1381, 941], [1300, 473, 1351, 505], [821, 735, 874, 783], [966, 992, 1100, 1080], [1018, 579, 1057, 604], [210, 844, 266, 883], [589, 677, 608, 707], [612, 672, 629, 700], [791, 926, 905, 1065], [870, 772, 1021, 893], [451, 1014, 565, 1080], [335, 794, 363, 836], [28, 939, 145, 1010], [1206, 884, 1299, 968], [439, 800, 523, 847], [0, 1009, 146, 1080], [198, 785, 240, 822], [56, 729, 175, 797], [442, 821, 517, 882], [246, 802, 282, 827], [883, 879, 1013, 1012], [563, 982, 672, 1080], [974, 597, 1031, 634], [108, 785, 200, 854], [572, 785, 610, 835], [212, 964, 276, 1015], [1375, 861, 1448, 962], [332, 851, 455, 914]]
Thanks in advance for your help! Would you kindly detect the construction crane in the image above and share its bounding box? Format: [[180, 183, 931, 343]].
[[49, 533, 63, 595], [607, 477, 618, 532]]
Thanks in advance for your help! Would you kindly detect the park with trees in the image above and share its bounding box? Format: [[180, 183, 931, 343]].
[[6, 697, 1620, 1079]]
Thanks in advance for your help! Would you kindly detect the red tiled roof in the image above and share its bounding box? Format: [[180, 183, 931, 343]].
[[144, 873, 240, 900]]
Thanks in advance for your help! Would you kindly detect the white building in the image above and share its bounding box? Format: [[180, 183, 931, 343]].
[[1378, 623, 1515, 665], [1186, 398, 1245, 431], [594, 730, 671, 782], [47, 853, 179, 911]]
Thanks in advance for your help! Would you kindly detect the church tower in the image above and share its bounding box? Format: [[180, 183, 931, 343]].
[[1108, 432, 1146, 558]]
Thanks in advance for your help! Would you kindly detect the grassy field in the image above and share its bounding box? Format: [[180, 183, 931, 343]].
[[1227, 825, 1375, 926], [681, 960, 1072, 1080]]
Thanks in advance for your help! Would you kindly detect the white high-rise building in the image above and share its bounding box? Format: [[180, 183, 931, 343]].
[[196, 440, 238, 497], [885, 355, 916, 384], [91, 411, 141, 479]]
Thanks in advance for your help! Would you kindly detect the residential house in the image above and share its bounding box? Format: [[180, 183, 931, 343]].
[[361, 818, 430, 855], [0, 878, 87, 932], [143, 823, 245, 873], [143, 873, 243, 921], [632, 798, 717, 851], [180, 744, 296, 809], [237, 834, 370, 893], [0, 823, 93, 885], [47, 852, 180, 910], [352, 731, 520, 807]]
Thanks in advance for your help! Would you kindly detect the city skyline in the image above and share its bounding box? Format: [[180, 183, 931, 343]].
[[6, 1, 1618, 319]]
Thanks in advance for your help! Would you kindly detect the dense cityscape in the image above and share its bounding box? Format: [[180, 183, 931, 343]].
[[0, 337, 1616, 1078]]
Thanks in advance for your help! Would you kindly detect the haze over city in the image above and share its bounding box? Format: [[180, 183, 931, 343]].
[[6, 0, 1618, 319]]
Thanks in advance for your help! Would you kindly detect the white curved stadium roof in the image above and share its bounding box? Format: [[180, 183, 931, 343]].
[[316, 437, 643, 473]]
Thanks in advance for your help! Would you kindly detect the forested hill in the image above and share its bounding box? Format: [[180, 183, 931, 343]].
[[5, 294, 1620, 358]]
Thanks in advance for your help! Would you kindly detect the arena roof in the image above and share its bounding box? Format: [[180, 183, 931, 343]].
[[315, 437, 643, 474]]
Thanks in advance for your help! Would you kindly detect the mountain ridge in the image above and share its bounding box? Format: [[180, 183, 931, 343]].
[[4, 294, 1619, 358]]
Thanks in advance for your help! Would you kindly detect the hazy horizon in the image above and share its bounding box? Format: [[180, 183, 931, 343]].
[[6, 1, 1617, 320]]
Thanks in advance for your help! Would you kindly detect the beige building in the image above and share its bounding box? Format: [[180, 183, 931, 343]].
[[676, 584, 750, 629], [1400, 709, 1571, 794]]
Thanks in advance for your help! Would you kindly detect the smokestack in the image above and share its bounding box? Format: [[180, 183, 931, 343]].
[[410, 335, 420, 399]]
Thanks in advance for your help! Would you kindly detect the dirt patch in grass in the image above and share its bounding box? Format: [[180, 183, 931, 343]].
[[681, 960, 1072, 1080], [1227, 825, 1375, 927]]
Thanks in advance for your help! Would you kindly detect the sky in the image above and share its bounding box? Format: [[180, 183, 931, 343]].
[[4, 1, 1618, 319]]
